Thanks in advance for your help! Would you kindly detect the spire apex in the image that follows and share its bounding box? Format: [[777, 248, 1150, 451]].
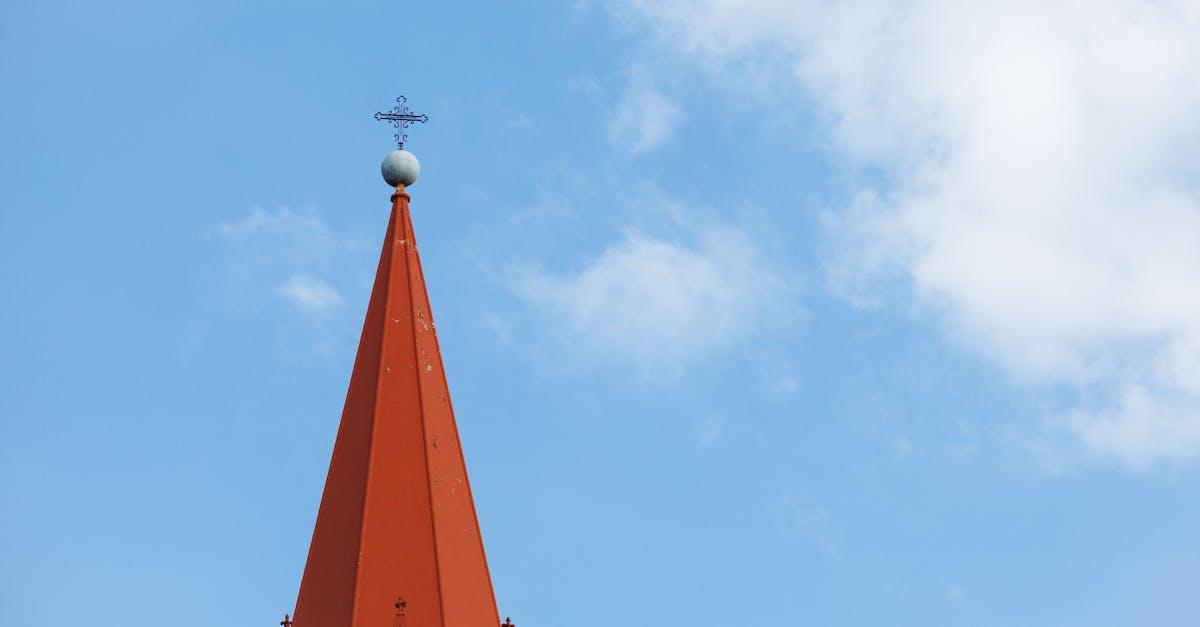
[[391, 183, 410, 202]]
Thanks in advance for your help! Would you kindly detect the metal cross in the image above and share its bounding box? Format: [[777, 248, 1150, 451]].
[[374, 96, 429, 150]]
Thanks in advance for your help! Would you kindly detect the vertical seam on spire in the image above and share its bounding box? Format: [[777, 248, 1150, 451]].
[[402, 194, 449, 625]]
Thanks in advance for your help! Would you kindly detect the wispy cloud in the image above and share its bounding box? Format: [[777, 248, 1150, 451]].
[[609, 83, 683, 153], [216, 206, 344, 265], [781, 495, 839, 558], [276, 274, 344, 312], [513, 201, 791, 381], [208, 206, 371, 355], [567, 74, 603, 95], [615, 0, 1200, 470]]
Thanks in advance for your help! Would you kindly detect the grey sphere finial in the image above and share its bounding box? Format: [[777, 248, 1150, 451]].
[[382, 149, 420, 187]]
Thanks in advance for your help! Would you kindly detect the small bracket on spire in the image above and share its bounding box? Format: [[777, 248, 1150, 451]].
[[392, 597, 408, 627], [501, 618, 515, 627], [374, 96, 429, 150], [280, 614, 293, 627]]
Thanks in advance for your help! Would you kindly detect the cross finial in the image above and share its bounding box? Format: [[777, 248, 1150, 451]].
[[374, 96, 429, 150]]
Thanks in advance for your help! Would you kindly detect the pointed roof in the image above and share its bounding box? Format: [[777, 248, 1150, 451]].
[[293, 186, 501, 627]]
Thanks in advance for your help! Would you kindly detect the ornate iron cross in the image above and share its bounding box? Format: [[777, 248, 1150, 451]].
[[374, 96, 429, 150]]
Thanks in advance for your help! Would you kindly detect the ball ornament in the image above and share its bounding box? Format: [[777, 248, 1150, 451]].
[[381, 149, 420, 187]]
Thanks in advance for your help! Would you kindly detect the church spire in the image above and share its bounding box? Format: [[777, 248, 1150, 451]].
[[291, 182, 502, 627]]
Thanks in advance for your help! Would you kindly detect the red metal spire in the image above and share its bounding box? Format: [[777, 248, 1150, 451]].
[[292, 185, 501, 627]]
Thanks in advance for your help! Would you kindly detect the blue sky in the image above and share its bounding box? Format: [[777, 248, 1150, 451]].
[[3, 1, 1200, 625]]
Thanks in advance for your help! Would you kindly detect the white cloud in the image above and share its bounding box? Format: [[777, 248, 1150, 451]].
[[213, 206, 366, 309], [216, 206, 344, 267], [610, 84, 683, 153], [515, 219, 788, 380], [567, 74, 603, 95], [615, 1, 1200, 468], [209, 207, 371, 356], [276, 275, 343, 311]]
